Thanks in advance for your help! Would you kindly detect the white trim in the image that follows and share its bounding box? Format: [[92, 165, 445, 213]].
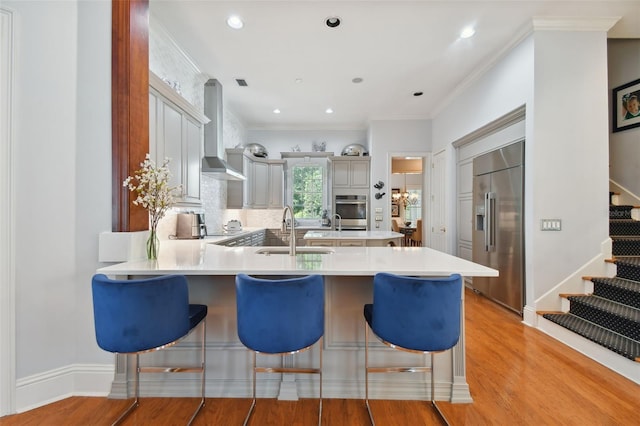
[[0, 6, 16, 417], [15, 364, 114, 413], [532, 16, 621, 32]]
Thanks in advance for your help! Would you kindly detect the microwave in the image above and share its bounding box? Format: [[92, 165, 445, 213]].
[[334, 195, 368, 230]]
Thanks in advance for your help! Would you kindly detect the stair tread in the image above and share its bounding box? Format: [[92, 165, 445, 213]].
[[567, 295, 640, 321], [542, 313, 640, 361], [591, 276, 640, 291]]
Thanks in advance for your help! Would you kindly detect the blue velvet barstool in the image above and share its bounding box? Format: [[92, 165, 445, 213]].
[[363, 272, 463, 426], [235, 273, 324, 426], [92, 274, 208, 426]]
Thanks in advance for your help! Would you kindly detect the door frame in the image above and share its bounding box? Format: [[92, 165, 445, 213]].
[[0, 5, 16, 416], [388, 152, 431, 246]]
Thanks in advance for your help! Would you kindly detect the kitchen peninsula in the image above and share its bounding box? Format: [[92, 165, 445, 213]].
[[97, 240, 497, 403]]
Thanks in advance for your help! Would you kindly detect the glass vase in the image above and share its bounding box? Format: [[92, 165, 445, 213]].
[[146, 228, 160, 260]]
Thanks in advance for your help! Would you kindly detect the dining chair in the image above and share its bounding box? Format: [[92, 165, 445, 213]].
[[410, 219, 423, 246], [391, 217, 401, 233], [363, 272, 462, 426], [236, 273, 325, 426], [91, 274, 207, 426]]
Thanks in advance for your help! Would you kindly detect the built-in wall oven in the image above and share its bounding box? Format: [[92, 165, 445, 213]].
[[334, 195, 368, 230]]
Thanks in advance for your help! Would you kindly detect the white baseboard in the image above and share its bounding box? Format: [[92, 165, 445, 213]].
[[15, 364, 114, 413], [16, 365, 459, 412]]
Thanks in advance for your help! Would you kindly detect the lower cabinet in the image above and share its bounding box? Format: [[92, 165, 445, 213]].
[[307, 238, 400, 247], [217, 230, 266, 247]]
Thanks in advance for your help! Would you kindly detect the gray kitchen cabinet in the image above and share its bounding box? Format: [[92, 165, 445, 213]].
[[227, 149, 284, 209], [226, 148, 244, 209], [149, 71, 209, 207], [331, 156, 371, 189]]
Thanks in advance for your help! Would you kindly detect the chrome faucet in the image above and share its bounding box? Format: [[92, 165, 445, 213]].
[[282, 205, 296, 256], [333, 213, 342, 232]]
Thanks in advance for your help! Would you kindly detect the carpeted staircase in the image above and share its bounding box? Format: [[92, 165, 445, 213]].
[[542, 195, 640, 362]]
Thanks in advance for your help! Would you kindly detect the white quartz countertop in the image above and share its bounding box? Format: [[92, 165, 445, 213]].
[[97, 239, 498, 278], [303, 230, 404, 240]]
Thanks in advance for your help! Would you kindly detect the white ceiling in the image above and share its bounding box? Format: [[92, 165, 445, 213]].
[[150, 1, 640, 130]]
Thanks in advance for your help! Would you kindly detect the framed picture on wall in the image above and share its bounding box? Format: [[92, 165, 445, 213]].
[[391, 188, 400, 217], [612, 78, 640, 132]]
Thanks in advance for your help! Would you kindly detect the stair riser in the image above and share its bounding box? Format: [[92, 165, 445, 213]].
[[612, 240, 640, 257], [593, 282, 640, 310], [610, 206, 633, 220], [615, 262, 640, 282], [610, 221, 640, 236], [568, 302, 640, 341]]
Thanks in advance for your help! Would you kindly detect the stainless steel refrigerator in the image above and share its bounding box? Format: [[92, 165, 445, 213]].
[[472, 141, 524, 314]]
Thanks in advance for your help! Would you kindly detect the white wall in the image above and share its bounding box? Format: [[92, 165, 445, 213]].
[[608, 39, 640, 198], [369, 119, 431, 232], [433, 26, 611, 307], [6, 0, 113, 411], [529, 30, 610, 301]]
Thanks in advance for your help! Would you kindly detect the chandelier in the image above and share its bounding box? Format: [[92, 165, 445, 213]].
[[392, 189, 418, 207], [392, 173, 419, 207]]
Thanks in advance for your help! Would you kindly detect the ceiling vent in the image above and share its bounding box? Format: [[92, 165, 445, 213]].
[[236, 79, 248, 87]]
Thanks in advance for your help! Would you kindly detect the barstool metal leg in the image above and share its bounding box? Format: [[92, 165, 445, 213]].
[[112, 354, 140, 426], [364, 320, 375, 426], [430, 352, 450, 426], [242, 351, 257, 426], [187, 319, 207, 426], [318, 337, 323, 426]]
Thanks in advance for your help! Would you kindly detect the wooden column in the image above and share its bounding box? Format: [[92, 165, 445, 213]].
[[111, 0, 149, 232]]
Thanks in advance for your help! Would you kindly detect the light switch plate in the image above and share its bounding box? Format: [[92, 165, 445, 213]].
[[541, 219, 561, 231]]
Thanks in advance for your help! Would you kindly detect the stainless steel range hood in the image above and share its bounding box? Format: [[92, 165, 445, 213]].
[[202, 79, 245, 180]]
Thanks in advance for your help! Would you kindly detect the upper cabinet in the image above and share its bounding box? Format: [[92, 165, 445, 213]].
[[330, 156, 371, 190], [226, 148, 285, 209], [149, 71, 209, 207]]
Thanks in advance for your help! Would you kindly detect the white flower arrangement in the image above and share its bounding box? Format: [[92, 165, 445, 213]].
[[123, 154, 181, 234]]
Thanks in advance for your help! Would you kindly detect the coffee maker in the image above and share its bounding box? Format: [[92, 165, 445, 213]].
[[176, 213, 207, 239]]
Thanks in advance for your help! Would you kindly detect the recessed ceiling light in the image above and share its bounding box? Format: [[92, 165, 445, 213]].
[[325, 16, 341, 28], [460, 26, 475, 39], [413, 92, 424, 97], [295, 78, 303, 84], [273, 109, 281, 114], [325, 108, 334, 114], [227, 15, 244, 29], [352, 77, 363, 84]]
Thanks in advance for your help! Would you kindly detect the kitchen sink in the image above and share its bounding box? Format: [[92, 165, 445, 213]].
[[255, 247, 334, 255]]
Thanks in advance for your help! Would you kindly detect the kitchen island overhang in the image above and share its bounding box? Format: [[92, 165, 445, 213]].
[[97, 241, 497, 403]]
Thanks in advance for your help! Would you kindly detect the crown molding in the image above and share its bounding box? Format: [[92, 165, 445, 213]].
[[532, 16, 621, 32]]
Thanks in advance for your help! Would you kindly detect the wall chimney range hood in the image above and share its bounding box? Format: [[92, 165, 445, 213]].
[[202, 79, 245, 180]]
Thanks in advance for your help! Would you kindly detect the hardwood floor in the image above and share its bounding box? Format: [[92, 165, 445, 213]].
[[1, 289, 638, 425]]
